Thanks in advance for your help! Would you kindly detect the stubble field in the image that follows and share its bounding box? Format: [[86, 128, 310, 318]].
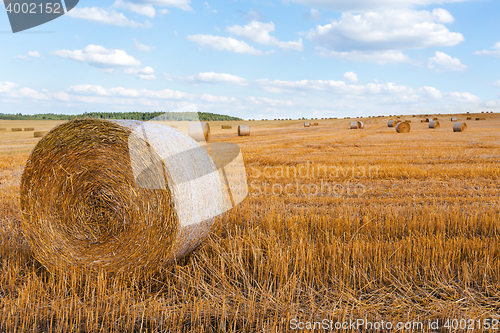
[[0, 114, 499, 332]]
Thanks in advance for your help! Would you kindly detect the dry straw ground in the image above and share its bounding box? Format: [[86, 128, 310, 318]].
[[0, 115, 499, 332]]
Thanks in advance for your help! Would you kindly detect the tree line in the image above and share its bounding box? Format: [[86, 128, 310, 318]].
[[0, 111, 242, 121]]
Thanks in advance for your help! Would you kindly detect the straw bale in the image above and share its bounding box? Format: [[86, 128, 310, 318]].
[[238, 125, 250, 136]]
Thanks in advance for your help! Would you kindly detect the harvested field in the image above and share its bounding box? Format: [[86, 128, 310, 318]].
[[1, 115, 500, 331]]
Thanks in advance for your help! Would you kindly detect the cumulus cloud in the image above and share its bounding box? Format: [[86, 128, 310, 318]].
[[52, 45, 141, 67], [246, 96, 294, 106], [114, 0, 156, 18], [254, 78, 480, 105], [52, 45, 155, 80], [474, 42, 500, 58], [241, 8, 266, 22], [304, 8, 322, 21], [317, 49, 411, 64], [287, 0, 470, 12], [67, 7, 150, 27], [187, 34, 264, 55], [128, 0, 192, 11], [199, 93, 238, 103], [16, 51, 41, 60], [343, 72, 358, 83], [68, 85, 191, 99], [227, 21, 303, 51], [133, 39, 156, 52], [428, 51, 467, 72], [124, 66, 156, 80], [180, 72, 248, 86], [307, 8, 463, 60]]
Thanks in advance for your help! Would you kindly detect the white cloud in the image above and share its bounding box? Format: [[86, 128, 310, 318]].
[[52, 45, 141, 67], [0, 82, 18, 93], [52, 45, 155, 80], [317, 49, 411, 64], [68, 85, 192, 100], [246, 96, 294, 106], [307, 9, 463, 55], [119, 0, 192, 11], [343, 71, 358, 83], [494, 80, 500, 87], [187, 34, 264, 55], [133, 39, 156, 52], [52, 91, 71, 101], [227, 21, 303, 51], [203, 2, 217, 13], [474, 42, 500, 58], [16, 51, 40, 60], [448, 91, 481, 103], [304, 8, 322, 21], [287, 0, 469, 12], [67, 7, 150, 28], [182, 72, 248, 86], [114, 0, 156, 18], [199, 93, 238, 103], [428, 51, 467, 72], [124, 66, 156, 80]]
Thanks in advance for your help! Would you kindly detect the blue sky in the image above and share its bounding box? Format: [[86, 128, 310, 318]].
[[1, 0, 500, 119]]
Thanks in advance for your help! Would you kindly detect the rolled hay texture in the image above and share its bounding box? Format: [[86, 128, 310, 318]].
[[24, 127, 35, 131], [387, 120, 400, 127], [453, 122, 467, 132], [350, 121, 359, 129], [238, 125, 250, 136], [304, 122, 310, 127], [429, 121, 440, 129], [221, 125, 232, 129], [20, 119, 245, 274], [396, 121, 411, 133], [451, 117, 458, 122], [357, 121, 364, 129], [188, 122, 210, 142], [33, 131, 48, 138], [11, 128, 22, 132]]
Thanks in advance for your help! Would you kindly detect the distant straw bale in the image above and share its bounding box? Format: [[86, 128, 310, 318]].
[[429, 121, 440, 129], [351, 121, 359, 129], [238, 125, 250, 136], [11, 128, 22, 132], [451, 117, 458, 122], [453, 122, 467, 132], [24, 128, 35, 131], [33, 131, 48, 138], [304, 122, 310, 127], [396, 122, 410, 133]]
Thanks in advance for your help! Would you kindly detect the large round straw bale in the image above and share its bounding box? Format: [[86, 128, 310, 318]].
[[396, 122, 410, 133], [350, 121, 359, 129], [453, 122, 467, 132], [33, 131, 48, 138], [20, 119, 228, 274], [188, 122, 210, 142], [357, 121, 364, 129], [304, 122, 310, 127], [24, 127, 35, 131], [429, 121, 440, 129], [451, 117, 458, 122], [11, 128, 22, 132], [238, 125, 250, 136]]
